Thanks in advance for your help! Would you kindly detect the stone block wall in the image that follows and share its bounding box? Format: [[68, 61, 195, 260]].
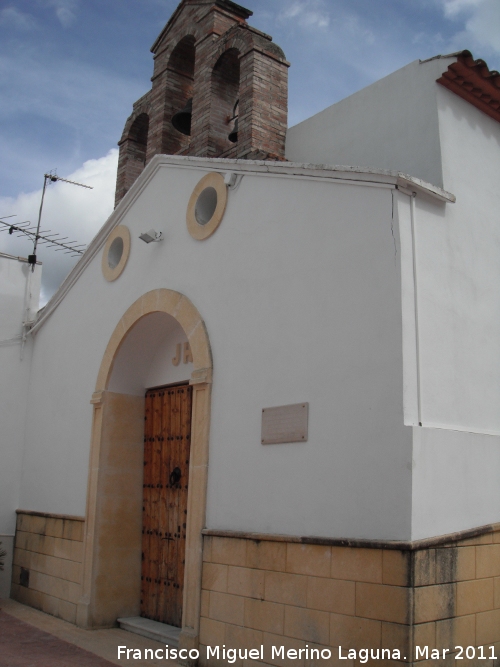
[[10, 511, 84, 624], [9, 511, 500, 663], [200, 529, 500, 667], [412, 532, 500, 666]]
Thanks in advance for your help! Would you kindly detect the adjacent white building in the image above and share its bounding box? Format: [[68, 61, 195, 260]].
[[0, 252, 41, 598]]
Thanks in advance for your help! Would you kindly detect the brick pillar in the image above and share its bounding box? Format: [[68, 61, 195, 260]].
[[115, 110, 150, 206], [190, 28, 289, 160], [237, 47, 288, 159], [114, 1, 289, 206]]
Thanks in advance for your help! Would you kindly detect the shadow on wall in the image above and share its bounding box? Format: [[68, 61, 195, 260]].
[[0, 537, 15, 599]]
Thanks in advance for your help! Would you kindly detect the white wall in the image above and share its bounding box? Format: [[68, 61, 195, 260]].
[[286, 58, 450, 188], [0, 253, 41, 339], [18, 163, 414, 540], [411, 427, 500, 540], [0, 255, 41, 595], [428, 87, 500, 432], [404, 88, 500, 538], [108, 312, 192, 395], [0, 256, 41, 534], [13, 78, 500, 543], [0, 340, 32, 532]]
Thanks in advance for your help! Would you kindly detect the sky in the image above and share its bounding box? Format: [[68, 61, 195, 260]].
[[0, 0, 499, 303]]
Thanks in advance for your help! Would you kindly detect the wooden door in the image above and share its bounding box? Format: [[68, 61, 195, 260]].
[[141, 383, 192, 627]]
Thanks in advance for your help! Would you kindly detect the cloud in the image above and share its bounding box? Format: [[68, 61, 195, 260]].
[[464, 0, 500, 52], [279, 0, 330, 30], [0, 150, 118, 305], [441, 0, 500, 57], [0, 49, 144, 141], [442, 0, 486, 18], [45, 0, 79, 27], [279, 1, 377, 54], [277, 1, 376, 61], [412, 31, 446, 50], [0, 7, 37, 30]]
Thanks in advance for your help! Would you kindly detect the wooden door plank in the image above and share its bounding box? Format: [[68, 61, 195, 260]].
[[142, 382, 191, 627], [166, 387, 176, 625], [150, 390, 163, 620], [157, 389, 169, 622], [141, 390, 154, 619], [178, 385, 192, 626], [166, 386, 178, 626], [172, 386, 181, 627]]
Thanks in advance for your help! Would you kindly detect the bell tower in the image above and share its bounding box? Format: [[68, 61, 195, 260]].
[[115, 0, 289, 205]]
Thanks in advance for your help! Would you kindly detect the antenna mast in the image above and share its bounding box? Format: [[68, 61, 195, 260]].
[[30, 171, 92, 269]]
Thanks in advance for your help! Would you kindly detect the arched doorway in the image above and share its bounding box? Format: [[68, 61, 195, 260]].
[[77, 290, 212, 656]]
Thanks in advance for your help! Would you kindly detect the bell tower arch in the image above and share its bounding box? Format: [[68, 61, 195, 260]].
[[114, 0, 289, 205]]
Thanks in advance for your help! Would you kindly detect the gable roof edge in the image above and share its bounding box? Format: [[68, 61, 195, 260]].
[[29, 154, 454, 337]]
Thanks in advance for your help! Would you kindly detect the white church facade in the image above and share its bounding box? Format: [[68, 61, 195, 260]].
[[1, 1, 500, 663]]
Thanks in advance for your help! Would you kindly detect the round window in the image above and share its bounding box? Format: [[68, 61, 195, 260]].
[[102, 225, 131, 281], [195, 187, 218, 226], [187, 172, 228, 240], [108, 237, 124, 269]]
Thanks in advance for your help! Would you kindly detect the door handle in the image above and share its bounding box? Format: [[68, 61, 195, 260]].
[[169, 467, 182, 486]]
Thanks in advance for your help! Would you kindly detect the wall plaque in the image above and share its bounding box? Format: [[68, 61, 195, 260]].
[[261, 403, 309, 445]]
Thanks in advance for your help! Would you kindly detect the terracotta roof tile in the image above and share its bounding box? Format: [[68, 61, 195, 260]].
[[436, 50, 500, 124]]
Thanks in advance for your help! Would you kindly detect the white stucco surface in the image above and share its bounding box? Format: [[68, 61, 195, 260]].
[[0, 256, 41, 535], [411, 427, 500, 540], [3, 61, 499, 542], [404, 89, 500, 538], [108, 313, 192, 395], [286, 58, 450, 188], [16, 161, 415, 540], [0, 256, 41, 592], [0, 254, 41, 339]]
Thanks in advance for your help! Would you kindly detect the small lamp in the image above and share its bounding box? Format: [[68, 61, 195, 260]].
[[139, 229, 163, 243]]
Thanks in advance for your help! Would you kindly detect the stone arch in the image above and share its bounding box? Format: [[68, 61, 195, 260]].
[[152, 21, 202, 60], [78, 290, 212, 656], [210, 33, 248, 65], [120, 105, 152, 146], [96, 289, 212, 391], [128, 113, 149, 159], [115, 104, 153, 206], [209, 24, 286, 69], [205, 24, 288, 159]]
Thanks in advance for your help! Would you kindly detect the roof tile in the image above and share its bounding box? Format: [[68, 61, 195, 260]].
[[437, 50, 500, 123]]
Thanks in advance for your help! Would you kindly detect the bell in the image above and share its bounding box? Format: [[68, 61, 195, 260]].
[[228, 117, 238, 143], [171, 98, 192, 136]]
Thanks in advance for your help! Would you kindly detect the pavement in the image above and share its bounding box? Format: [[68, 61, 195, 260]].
[[0, 599, 180, 667]]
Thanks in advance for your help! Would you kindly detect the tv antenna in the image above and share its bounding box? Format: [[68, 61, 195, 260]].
[[0, 171, 94, 271], [0, 214, 87, 259], [30, 170, 92, 269]]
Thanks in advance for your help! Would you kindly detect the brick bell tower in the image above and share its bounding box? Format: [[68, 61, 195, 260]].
[[115, 0, 289, 205]]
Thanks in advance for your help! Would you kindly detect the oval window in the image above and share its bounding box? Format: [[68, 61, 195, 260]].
[[108, 236, 124, 269], [195, 187, 218, 226], [102, 226, 131, 281], [187, 172, 228, 240]]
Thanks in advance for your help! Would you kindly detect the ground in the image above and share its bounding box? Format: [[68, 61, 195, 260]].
[[0, 599, 179, 667]]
